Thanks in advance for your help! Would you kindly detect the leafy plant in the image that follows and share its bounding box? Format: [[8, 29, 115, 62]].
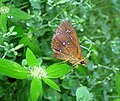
[[0, 0, 120, 101], [76, 86, 93, 101], [0, 48, 70, 100]]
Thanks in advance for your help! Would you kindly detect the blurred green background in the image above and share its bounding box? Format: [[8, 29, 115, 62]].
[[0, 0, 120, 101]]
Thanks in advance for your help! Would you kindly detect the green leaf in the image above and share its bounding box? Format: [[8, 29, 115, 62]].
[[62, 78, 77, 90], [29, 0, 40, 9], [101, 22, 110, 40], [38, 58, 42, 66], [30, 78, 42, 101], [114, 99, 120, 101], [26, 48, 39, 67], [43, 78, 60, 92], [1, 0, 9, 3], [17, 80, 30, 101], [19, 37, 30, 46], [0, 1, 2, 7], [76, 86, 93, 101], [9, 7, 31, 20], [0, 58, 30, 79], [116, 73, 120, 96], [110, 37, 120, 55], [44, 88, 61, 101], [46, 63, 70, 78], [28, 39, 41, 56], [0, 14, 7, 32], [20, 37, 41, 56], [77, 65, 87, 75]]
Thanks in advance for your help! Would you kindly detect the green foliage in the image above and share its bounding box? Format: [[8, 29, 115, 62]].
[[114, 99, 120, 101], [46, 63, 70, 78], [26, 48, 39, 67], [9, 7, 31, 20], [30, 78, 42, 101], [0, 0, 120, 101], [115, 73, 120, 96], [76, 86, 93, 101], [44, 88, 61, 101], [0, 47, 68, 100], [26, 48, 65, 100], [43, 78, 60, 92], [0, 58, 30, 79], [0, 14, 7, 32]]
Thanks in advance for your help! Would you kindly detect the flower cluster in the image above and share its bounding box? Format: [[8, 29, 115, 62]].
[[0, 6, 10, 14], [30, 66, 47, 79]]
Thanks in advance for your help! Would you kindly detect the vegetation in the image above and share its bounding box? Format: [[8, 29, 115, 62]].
[[0, 0, 120, 101]]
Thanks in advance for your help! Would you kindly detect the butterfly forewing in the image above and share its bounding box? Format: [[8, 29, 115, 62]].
[[52, 20, 86, 66], [62, 20, 82, 57]]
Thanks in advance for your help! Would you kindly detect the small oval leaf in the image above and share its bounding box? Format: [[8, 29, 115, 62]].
[[76, 86, 93, 101], [26, 48, 39, 67]]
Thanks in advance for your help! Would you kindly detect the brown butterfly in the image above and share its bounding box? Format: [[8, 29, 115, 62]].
[[51, 20, 87, 66]]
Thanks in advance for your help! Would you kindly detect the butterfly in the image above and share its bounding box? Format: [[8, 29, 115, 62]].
[[51, 20, 87, 66]]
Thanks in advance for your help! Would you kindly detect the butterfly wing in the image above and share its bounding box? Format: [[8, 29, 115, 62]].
[[52, 20, 82, 61]]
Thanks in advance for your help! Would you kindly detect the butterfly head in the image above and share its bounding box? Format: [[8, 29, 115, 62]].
[[79, 56, 87, 66], [72, 56, 87, 66]]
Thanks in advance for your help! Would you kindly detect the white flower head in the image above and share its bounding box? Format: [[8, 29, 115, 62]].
[[30, 66, 47, 79], [0, 6, 10, 14]]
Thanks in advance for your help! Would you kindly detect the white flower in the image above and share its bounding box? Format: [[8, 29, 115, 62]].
[[30, 66, 47, 79], [0, 6, 10, 14]]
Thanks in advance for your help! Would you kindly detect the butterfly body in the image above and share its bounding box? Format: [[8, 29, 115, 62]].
[[52, 20, 87, 66]]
